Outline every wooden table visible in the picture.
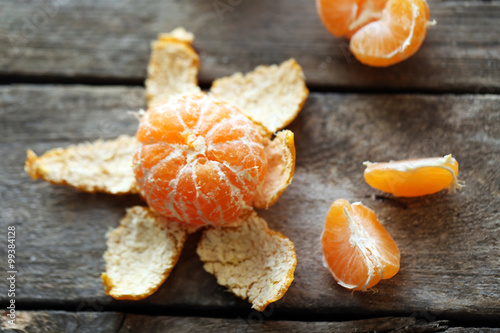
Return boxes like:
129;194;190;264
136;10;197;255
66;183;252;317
1;0;499;331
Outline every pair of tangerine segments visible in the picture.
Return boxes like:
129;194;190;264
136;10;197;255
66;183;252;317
134;94;267;228
317;0;432;66
322;155;463;290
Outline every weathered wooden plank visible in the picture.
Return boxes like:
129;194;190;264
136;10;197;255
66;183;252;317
0;310;124;333
4;310;499;333
0;311;452;333
0;86;498;322
445;329;500;333
118;315;448;332
0;0;499;92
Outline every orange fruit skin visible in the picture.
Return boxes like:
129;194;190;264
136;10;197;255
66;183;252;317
321;199;400;291
364;156;460;197
133;94;267;227
316;0;389;38
349;0;430;67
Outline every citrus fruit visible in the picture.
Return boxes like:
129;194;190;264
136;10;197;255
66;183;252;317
317;0;432;67
133;93;267;227
321;199;400;291
364;154;464;197
316;0;389;38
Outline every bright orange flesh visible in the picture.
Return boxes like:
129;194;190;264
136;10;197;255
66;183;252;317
350;0;430;67
316;0;389;38
317;0;431;67
321;199;400;291
364;155;462;197
134;94;267;227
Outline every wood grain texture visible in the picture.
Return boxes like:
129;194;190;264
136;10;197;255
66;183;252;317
0;311;453;333
0;86;498;322
0;310;124;333
0;0;499;92
445;329;500;333
3;311;499;332
118;315;448;333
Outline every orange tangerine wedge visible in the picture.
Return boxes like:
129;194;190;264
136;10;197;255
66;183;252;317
350;0;431;67
364;154;465;197
317;0;432;67
321;199;400;291
316;0;389;38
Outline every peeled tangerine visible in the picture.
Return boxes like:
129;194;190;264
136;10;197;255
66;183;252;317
25;29;306;310
322;199;400;290
364;154;464;197
134;93;267;228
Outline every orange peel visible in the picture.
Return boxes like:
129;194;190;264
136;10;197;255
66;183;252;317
102;206;187;300
254;130;296;209
158;26;195;44
24;135;139;195
210;58;308;135
197;210;296;311
146;28;201;108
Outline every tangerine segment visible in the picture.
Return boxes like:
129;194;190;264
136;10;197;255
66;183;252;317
321;199;400;291
316;0;389;38
364;154;464;197
349;0;431;67
134;94;267;227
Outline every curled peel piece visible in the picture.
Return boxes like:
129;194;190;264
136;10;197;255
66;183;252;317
24;135;139;195
102;206;187;300
254;130;296;209
210;58;309;135
146;28;201;108
197;210;297;311
158;26;195;43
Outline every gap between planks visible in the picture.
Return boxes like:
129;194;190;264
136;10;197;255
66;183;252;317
1;310;499;332
1;76;499;96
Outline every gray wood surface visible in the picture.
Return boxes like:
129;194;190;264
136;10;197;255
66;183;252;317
118;314;449;332
445;329;500;333
0;311;124;333
0;0;499;92
0;311;454;333
1;85;498;324
3;310;499;332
